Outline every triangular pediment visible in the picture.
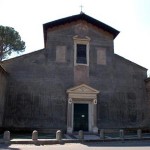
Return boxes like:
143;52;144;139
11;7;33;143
67;84;99;94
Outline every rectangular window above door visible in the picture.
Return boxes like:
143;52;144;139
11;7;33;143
76;44;87;64
73;36;90;66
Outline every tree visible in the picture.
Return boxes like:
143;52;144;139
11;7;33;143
0;25;26;60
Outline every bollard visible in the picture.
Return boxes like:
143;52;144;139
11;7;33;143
78;130;84;140
100;129;105;140
3;131;10;142
56;130;62;141
32;130;38;141
119;129;124;141
137;129;142;139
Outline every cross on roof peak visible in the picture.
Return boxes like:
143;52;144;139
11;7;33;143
80;5;84;14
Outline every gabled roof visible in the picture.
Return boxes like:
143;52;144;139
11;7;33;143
43;13;120;45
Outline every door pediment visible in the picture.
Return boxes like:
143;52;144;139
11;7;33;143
67;84;99;94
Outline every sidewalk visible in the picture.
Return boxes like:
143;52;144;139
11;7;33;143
1;132;150;145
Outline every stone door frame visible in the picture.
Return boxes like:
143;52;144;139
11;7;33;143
66;84;99;134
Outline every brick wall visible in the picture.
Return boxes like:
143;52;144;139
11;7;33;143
0;66;7;127
1;21;148;132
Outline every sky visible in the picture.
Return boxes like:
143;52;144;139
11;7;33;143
0;0;150;74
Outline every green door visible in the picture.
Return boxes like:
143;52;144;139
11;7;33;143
74;103;88;131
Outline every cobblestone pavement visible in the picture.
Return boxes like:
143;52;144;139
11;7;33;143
1;140;150;150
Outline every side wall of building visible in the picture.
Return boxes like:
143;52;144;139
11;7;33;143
145;78;150;128
3;50;72;131
97;54;147;129
0;66;7;128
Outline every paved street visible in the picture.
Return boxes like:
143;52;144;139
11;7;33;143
1;140;150;150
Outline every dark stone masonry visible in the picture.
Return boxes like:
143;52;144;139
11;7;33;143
0;13;150;133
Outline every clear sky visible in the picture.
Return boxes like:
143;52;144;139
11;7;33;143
0;0;150;74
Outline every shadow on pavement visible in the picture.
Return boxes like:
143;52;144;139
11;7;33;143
0;144;20;150
83;140;150;147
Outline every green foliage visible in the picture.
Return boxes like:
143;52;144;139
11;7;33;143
0;25;26;60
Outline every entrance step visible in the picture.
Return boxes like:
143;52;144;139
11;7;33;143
65;134;100;140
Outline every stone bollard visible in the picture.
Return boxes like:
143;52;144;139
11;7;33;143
3;131;10;142
78;130;84;140
100;129;105;140
137;129;142;139
56;130;62;141
119;129;124;141
32;130;38;141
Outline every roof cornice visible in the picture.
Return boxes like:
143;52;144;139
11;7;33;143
43;13;120;46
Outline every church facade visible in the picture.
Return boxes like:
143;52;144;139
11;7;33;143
0;13;150;133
